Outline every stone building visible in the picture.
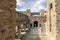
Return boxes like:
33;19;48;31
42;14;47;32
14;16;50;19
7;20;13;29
16;12;30;39
26;9;46;37
46;0;60;40
0;0;16;40
16;12;30;30
26;9;47;40
26;9;46;28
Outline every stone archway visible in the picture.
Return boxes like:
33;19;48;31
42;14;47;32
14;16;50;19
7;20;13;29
34;21;38;27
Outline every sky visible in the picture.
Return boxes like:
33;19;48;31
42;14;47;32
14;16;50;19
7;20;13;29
16;0;47;12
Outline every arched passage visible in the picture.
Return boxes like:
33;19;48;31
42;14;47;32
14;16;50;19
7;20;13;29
34;21;38;27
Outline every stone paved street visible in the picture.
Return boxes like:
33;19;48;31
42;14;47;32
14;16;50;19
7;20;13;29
21;27;41;40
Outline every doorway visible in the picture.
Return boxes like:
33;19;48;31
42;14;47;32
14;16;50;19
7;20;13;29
34;21;38;27
30;23;32;27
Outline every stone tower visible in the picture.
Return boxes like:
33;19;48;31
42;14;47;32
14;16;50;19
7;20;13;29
40;10;45;16
0;0;16;40
26;9;31;16
46;0;60;40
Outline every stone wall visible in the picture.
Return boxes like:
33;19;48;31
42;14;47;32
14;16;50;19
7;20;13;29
16;12;30;39
55;0;60;40
46;0;60;40
46;0;56;40
0;0;16;40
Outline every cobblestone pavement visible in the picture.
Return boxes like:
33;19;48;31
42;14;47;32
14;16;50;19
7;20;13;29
21;27;41;40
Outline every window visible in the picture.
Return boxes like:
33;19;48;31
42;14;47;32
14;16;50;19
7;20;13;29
50;23;51;31
50;3;53;10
